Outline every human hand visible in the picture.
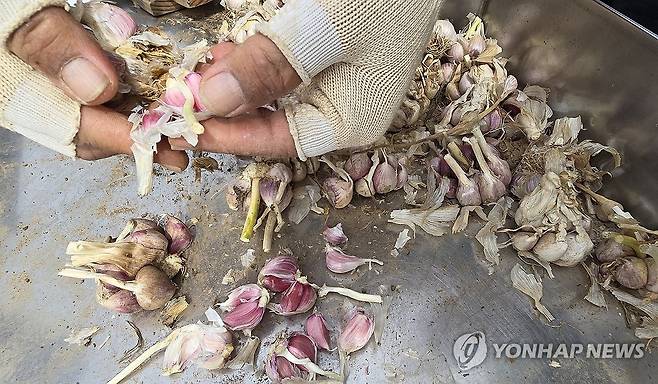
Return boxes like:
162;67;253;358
7;7;187;170
170;0;442;160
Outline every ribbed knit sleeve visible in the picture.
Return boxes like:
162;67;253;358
0;0;80;157
259;0;444;159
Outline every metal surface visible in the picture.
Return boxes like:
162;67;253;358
1;1;658;384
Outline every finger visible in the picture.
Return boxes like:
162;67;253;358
199;34;301;117
8;7;119;105
77;106;189;172
168;109;296;158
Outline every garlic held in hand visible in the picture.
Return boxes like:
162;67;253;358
532;232;568;263
468;137;506;204
270;278;317;316
306;312;331;351
615;257;648;289
338;307;375;354
81;2;137;49
258;255;300;293
219;284;270;331
325;245;383;274
472;127;512;186
162;323;233;375
443;153;481;206
511;232;540;252
344;152;372;181
162;215;194;254
595;238;635;262
59;265;176;310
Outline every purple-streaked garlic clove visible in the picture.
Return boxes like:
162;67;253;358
373;156;397;194
124;228;169;253
344;152;372;181
325;245;383;274
468;35;486;57
271;280;317;316
219;284;270;331
322;223;348;246
484;108;503;132
266;355;301;383
162;215;194;254
81;2;137;49
442;63;456;83
338;307;375;354
287;332;318;370
323;177;353;209
258;255;300;293
396;157;409;190
94;264;140;313
306;312;331;350
162;323;233;375
163;72;206;112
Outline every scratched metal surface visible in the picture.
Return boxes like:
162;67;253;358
1;1;657;384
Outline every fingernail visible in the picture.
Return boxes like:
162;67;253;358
61;58;110;104
200;72;244;116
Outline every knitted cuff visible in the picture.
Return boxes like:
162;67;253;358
257;0;343;84
284;102;338;161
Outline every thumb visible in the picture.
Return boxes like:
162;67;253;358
8;7;119;105
199;34;302;117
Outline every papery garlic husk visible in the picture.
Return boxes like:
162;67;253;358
553;229;594;267
596;238;635;263
291;158;308;182
338;307;375;354
344;152;372;181
226;178;251;211
162;215;193;254
645;257;658;293
532;232;568;263
67;240;165;277
355;178;374;198
325;245;383;274
615;257;648;289
219;284;270;331
271;279;317;316
258;255;300;293
510;173;541;199
446;42;464;62
222;0;248;11
514;172;561;227
443;153;481;206
511;231;541;252
162;323;233;375
306;312;331;350
81;2;137;50
323;223;348;246
323;177;353;209
396;158;409;190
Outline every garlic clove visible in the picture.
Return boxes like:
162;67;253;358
97;288;141;313
219;284;270;331
325;245;383;274
322;223;348;246
306;312;331;351
446;42;464;62
266;355;301;382
81;2;137;50
614;257;648;290
396;158;409;190
553;229;594;267
162;215;194;254
323;177;353;209
442;63;456;84
532;232;568;263
258;255;299;293
338;307;375;354
511;231;541;252
443;153;481;206
287;333;318;368
344;152;372;181
468;35;486;57
433;20;457;41
458;73;474;94
272;280;317;316
226;178;251;211
124;228;169;254
373;157;398;194
184;72;206;112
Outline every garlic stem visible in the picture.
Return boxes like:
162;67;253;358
276;349;341;380
107;329;180;384
447;142;470;169
262;210;277;253
468;137;494;178
443;153;470;186
317;285;383;304
241;177;262;242
59;268;136;292
472;127;495;164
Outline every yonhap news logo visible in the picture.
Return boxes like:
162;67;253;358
452;331;646;371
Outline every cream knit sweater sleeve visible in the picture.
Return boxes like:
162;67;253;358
259;0;444;160
0;0;80;157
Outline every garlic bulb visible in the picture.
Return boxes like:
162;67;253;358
468;137;506;204
472;127;511;186
615;257;648;289
532;232;567;263
511;231;540;252
443;153;481;206
433;20;457;41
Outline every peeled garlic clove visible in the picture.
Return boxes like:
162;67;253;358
533;232;568;263
325;245;383;274
81;2;137;49
273;280;317;316
323;177;353;209
338;307;375;354
511;232;540;252
322;223;348;245
219;284;270;331
163;323;233;375
163;215;194;254
291;159;307;182
446;42;464;62
615;257;649;290
645;258;658;293
373;159;397;194
287;333;318;367
306;312;331;350
258;255;299;293
344;152;372;181
595;238;635;263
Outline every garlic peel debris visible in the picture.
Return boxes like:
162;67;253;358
510;263;555;322
317;285;383;304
